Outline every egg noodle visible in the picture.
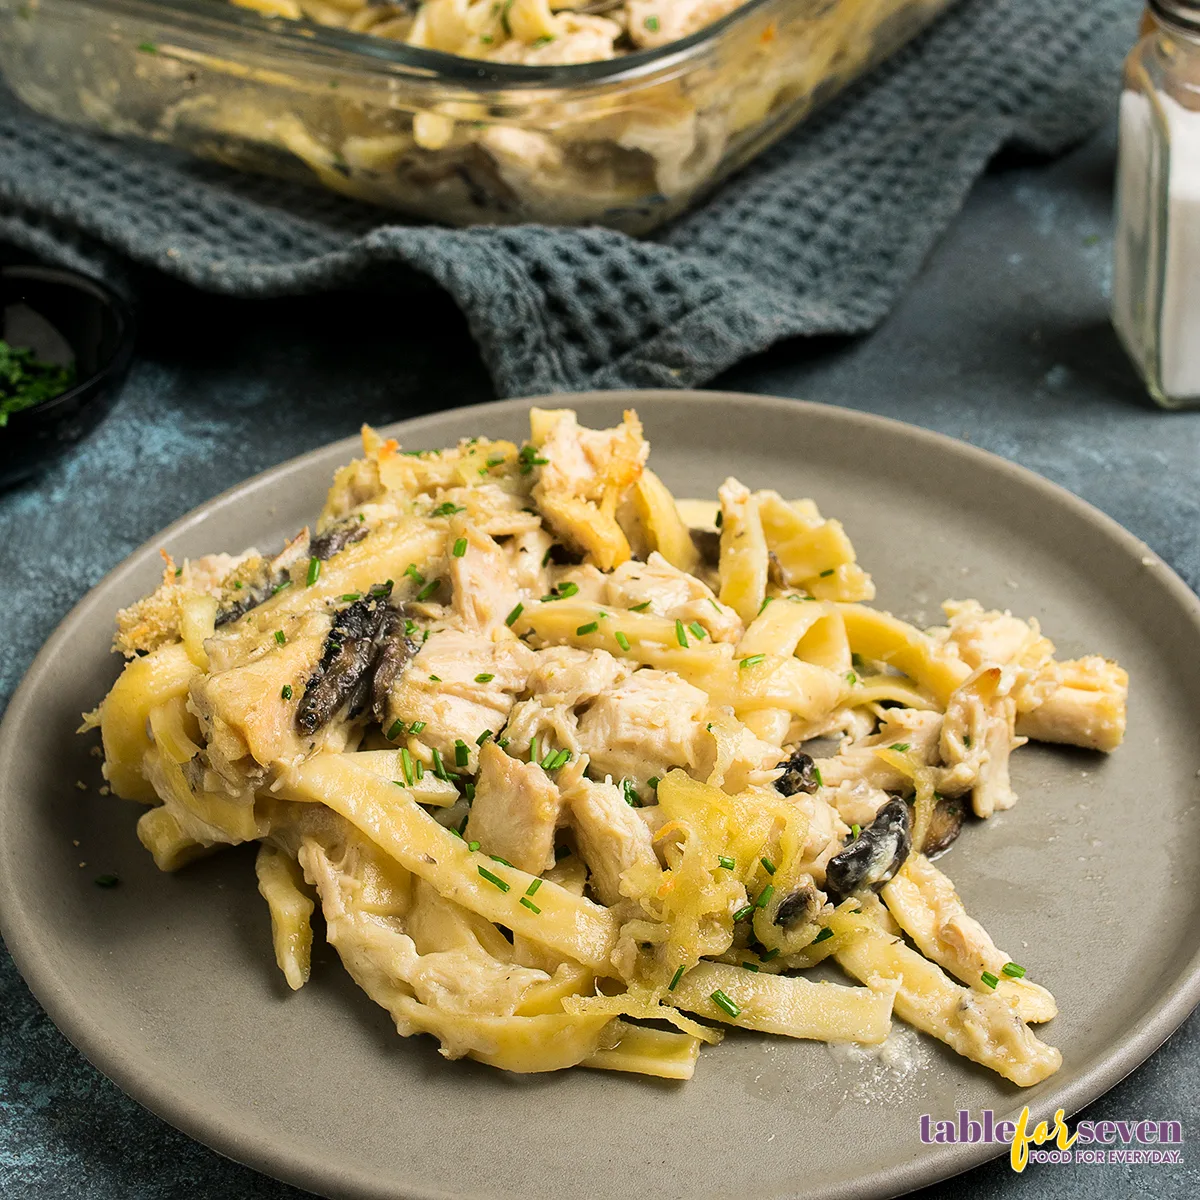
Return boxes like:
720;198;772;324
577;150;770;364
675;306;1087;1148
86;409;1128;1084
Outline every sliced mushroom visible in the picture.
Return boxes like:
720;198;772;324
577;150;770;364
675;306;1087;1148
689;527;720;568
310;518;368;562
775;749;820;796
920;793;965;857
370;607;419;722
824;798;912;903
296;585;413;735
773;884;820;929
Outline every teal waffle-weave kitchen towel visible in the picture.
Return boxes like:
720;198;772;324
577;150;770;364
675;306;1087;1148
0;0;1138;397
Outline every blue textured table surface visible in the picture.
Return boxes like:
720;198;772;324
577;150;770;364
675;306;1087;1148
1;125;1197;1198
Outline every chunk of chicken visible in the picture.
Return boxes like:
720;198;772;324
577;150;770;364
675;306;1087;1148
384;629;536;764
449;526;524;635
941;666;1022;818
465;741;563;874
1016;657;1128;752
575;668;709;784
827;780;893;830
525;646;632;708
530;408;648;570
564;776;661;907
940;599;1053;670
606;553;743;642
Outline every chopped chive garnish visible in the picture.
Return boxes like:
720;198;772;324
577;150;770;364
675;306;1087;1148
305;557;321;586
742;962;760;972
431;502;466;517
274;630;286;645
137;41;157;54
710;989;740;1019
234;581;244;589
889;742;911;752
963;733;973;748
732;904;754;922
486;453;505;467
449;826;463;839
812;765;824;787
476;729;493;746
622;779;641;808
462;781;475;802
271;579;291;595
668;966;685;990
416;579;441;601
94;873;120;887
614;631;631;651
497;736;509;748
756;884;775;909
428;674;441;682
529;736;540;765
557;581;579;598
643;14;660;32
400;748;415;787
474;672;495;683
410;720;426;734
851;824;861;839
647;776;661;790
812;927;834;944
688;622;706;640
340;592;361;602
468;840;480;852
981;971;1000;990
1002;961;1027;978
525;879;543;896
542;546;554;568
281;684;293;700
675;619;688;647
455;740;470;767
452;537;468;558
740;654;766;669
629;600;651;612
519;896;542;913
718;855;735;870
845;671;859;685
714;510;723;528
505;603;524;627
517;444;549;474
489;854;514;867
819;568;835;577
431;748;449;781
761;948;780;961
404;563;425;584
576;622;599;636
477;867;510;892
549;749;571;770
760;857;776;875
414;759;424;780
387;719;405;740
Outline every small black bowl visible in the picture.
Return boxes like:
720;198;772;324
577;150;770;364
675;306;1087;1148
1;265;136;488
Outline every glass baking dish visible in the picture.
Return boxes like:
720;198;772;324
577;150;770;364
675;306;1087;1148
0;0;955;233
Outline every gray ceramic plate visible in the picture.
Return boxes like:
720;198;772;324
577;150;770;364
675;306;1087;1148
2;392;1199;1200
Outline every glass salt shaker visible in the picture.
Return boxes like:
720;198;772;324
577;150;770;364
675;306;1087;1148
1112;0;1200;408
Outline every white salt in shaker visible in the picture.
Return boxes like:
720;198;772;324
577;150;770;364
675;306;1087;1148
1113;1;1200;408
